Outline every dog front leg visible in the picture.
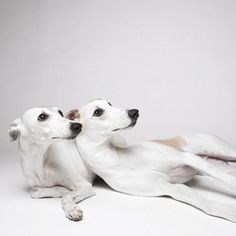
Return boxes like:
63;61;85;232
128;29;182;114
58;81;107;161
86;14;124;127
61;184;95;221
160;182;236;223
30;186;71;198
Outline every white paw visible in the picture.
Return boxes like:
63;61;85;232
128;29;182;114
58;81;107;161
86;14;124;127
66;206;83;221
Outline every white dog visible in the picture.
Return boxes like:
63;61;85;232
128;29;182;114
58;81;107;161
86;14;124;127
67;99;236;223
9;107;95;221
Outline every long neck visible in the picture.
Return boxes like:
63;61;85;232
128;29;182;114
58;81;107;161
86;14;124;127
76;131;118;174
18;137;51;186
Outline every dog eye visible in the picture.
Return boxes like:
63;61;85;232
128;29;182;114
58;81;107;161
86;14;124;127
93;108;104;117
108;102;112;106
58;110;64;117
38;113;49;121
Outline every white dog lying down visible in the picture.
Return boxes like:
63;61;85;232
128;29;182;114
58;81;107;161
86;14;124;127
67;99;236;223
9;107;95;221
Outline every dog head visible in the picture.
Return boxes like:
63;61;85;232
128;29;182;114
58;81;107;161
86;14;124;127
9;107;82;143
67;99;139;136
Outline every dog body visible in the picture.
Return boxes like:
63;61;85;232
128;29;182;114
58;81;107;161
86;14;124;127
68;99;236;222
9;107;95;221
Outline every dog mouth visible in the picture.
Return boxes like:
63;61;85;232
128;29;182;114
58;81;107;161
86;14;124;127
112;120;137;132
51;134;78;140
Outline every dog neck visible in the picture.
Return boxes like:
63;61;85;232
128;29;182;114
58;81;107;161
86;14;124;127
76;131;118;174
17;136;52;187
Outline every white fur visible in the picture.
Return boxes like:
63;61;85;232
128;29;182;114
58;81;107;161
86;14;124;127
72;99;236;223
9;107;95;221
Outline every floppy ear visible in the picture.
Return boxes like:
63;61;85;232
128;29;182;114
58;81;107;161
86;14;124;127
9;119;22;142
66;109;80;121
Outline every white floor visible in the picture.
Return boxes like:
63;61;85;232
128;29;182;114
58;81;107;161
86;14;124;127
1;157;236;236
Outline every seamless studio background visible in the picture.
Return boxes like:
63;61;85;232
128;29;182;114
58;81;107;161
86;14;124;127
0;1;236;236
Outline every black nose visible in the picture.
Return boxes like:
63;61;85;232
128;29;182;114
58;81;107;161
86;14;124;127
128;109;139;119
70;122;82;134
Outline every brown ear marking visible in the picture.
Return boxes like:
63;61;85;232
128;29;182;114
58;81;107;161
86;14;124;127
66;109;80;120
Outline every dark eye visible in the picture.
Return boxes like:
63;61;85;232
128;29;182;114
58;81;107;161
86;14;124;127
108;102;112;106
38;113;49;121
93;108;104;117
58;110;64;117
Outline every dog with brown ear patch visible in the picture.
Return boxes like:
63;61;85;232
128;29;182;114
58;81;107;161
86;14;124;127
68;99;236;223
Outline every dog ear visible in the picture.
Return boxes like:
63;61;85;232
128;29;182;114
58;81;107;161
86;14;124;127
9;119;22;142
66;109;80;121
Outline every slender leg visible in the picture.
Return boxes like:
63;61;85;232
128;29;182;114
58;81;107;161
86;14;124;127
30;185;95;221
206;158;236;177
160;181;236;223
72;185;96;203
181;133;236;161
61;193;83;221
61;184;96;221
183;153;236;191
30;186;70;198
102;169;236;222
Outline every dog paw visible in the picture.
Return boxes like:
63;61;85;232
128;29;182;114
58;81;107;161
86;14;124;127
66;206;83;221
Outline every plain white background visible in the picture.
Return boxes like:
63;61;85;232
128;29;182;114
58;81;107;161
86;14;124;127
1;0;236;235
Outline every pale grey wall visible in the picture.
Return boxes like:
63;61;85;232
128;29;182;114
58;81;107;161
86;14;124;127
1;0;236;156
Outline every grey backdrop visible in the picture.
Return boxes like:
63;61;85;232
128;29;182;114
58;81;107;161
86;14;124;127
1;0;236;157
